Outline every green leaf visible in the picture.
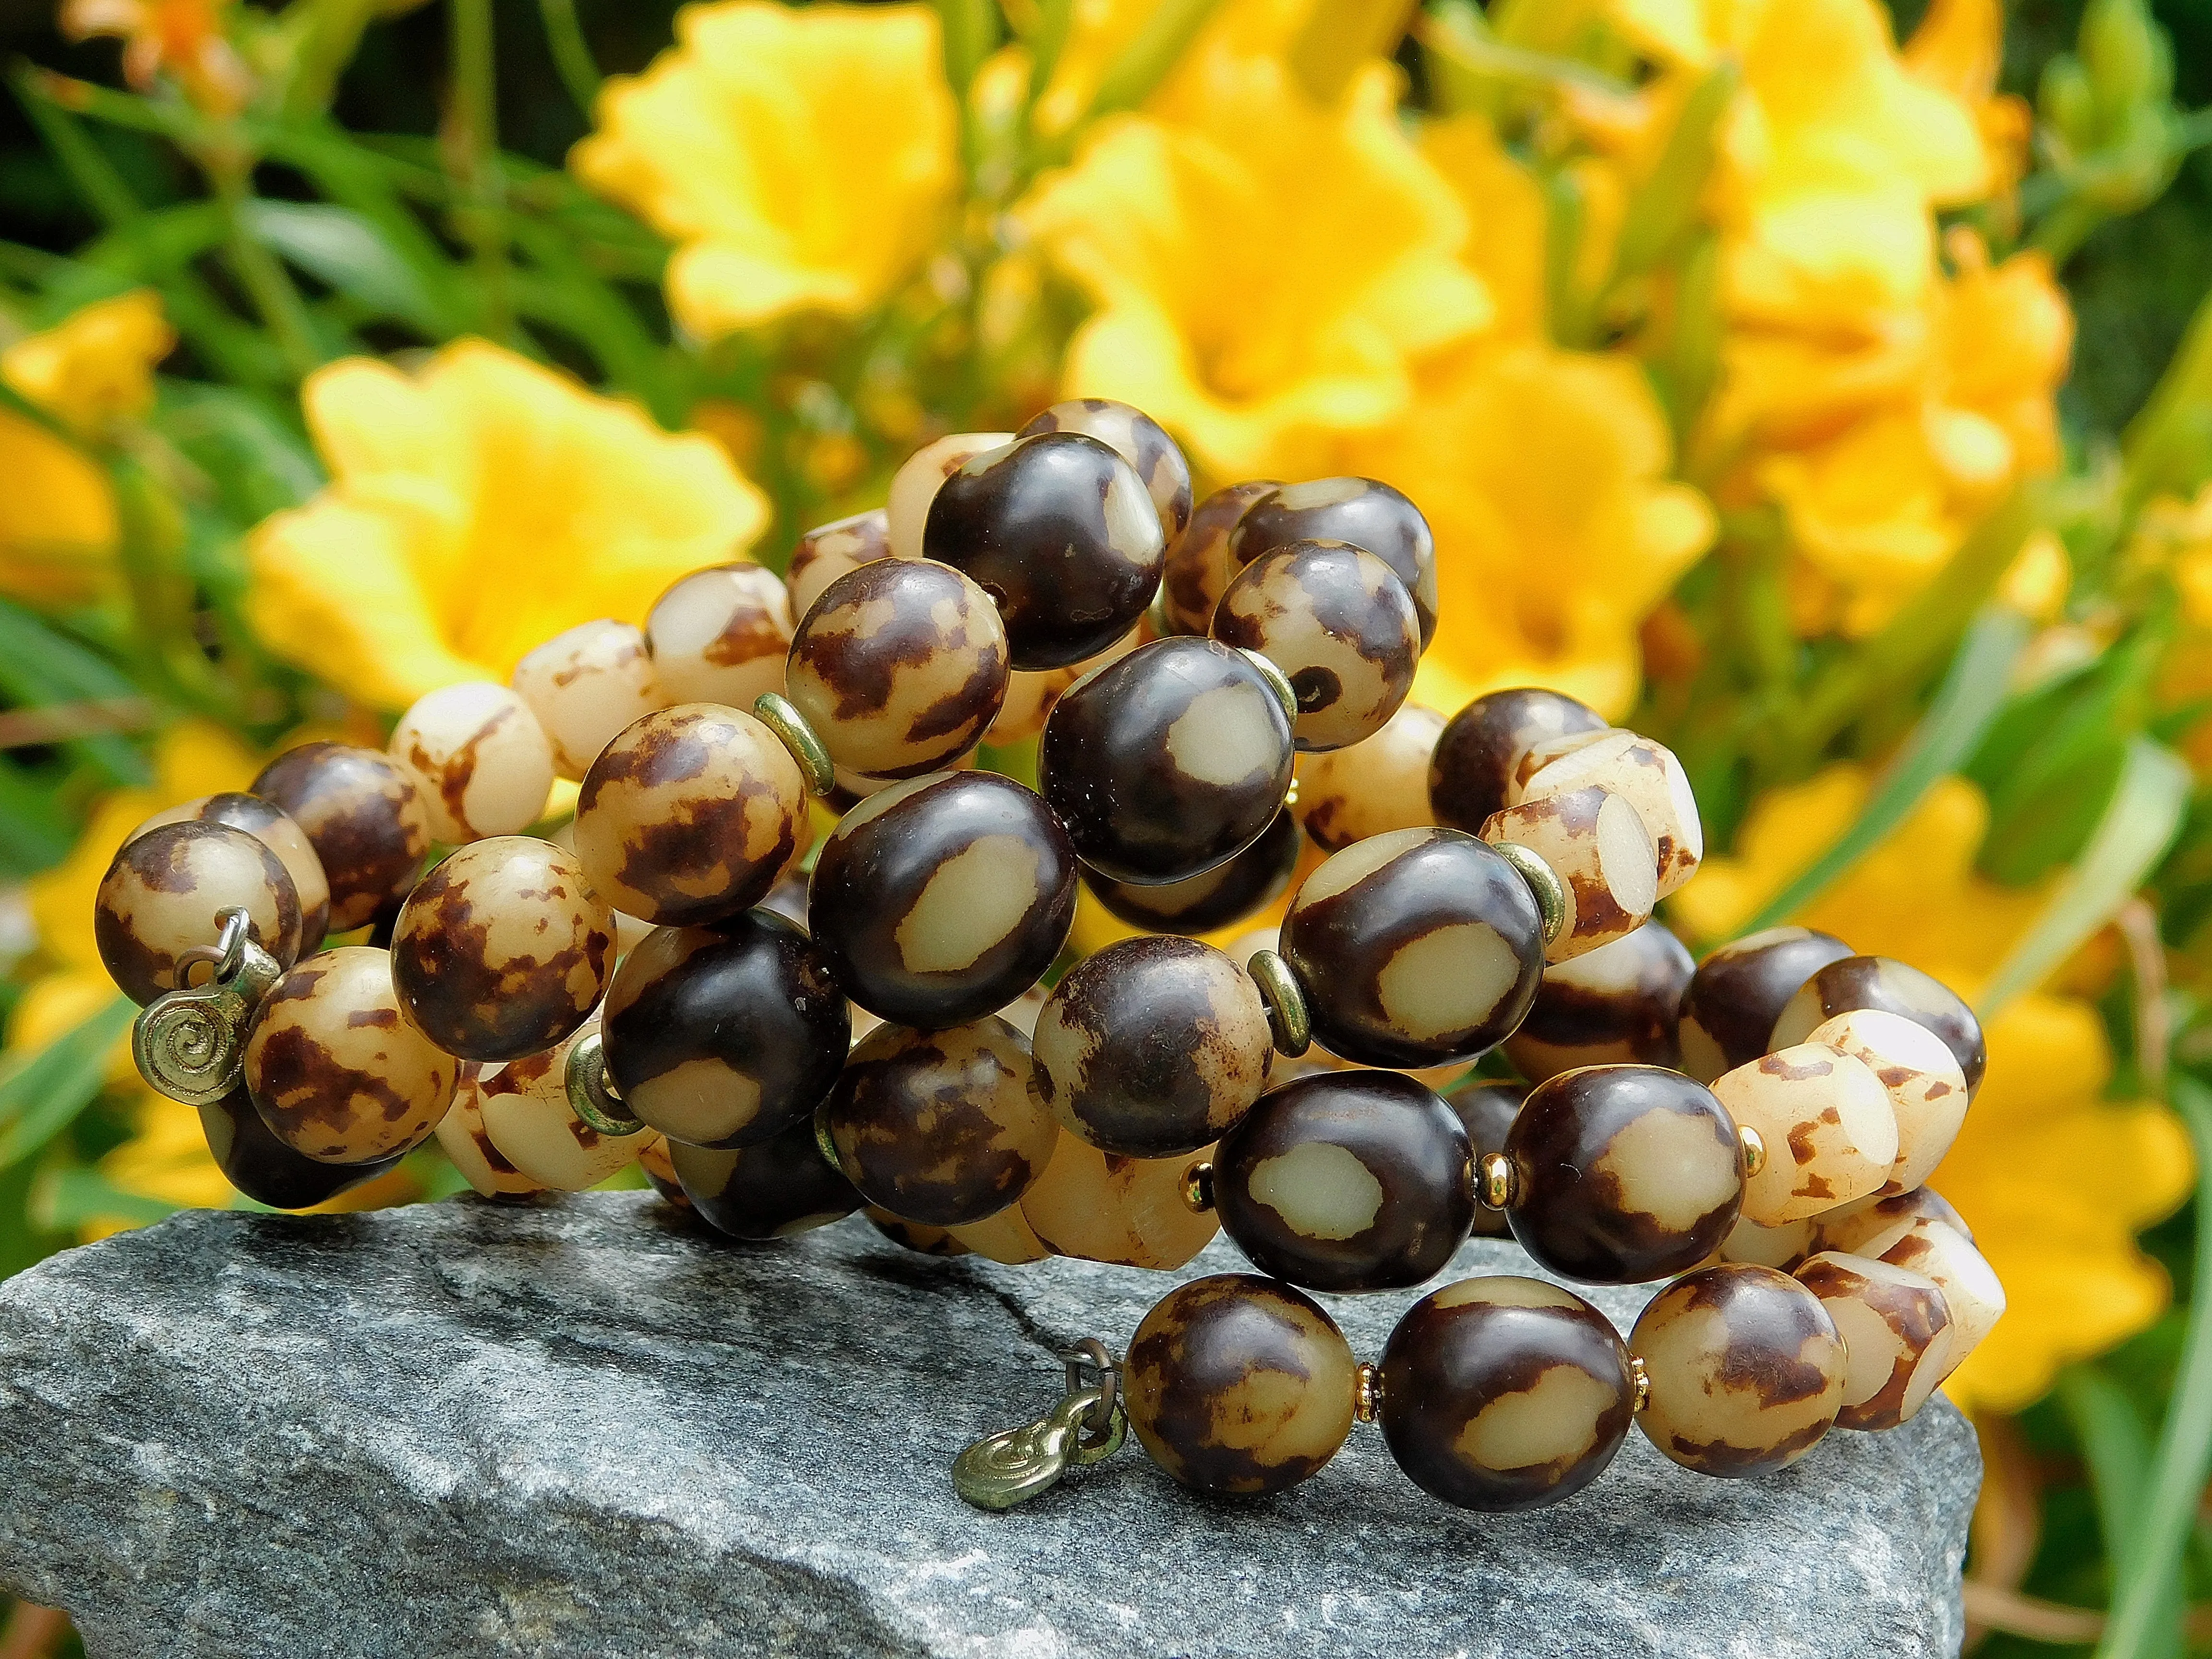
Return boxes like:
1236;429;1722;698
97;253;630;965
239;201;442;336
1611;65;1737;281
936;0;1003;99
2059;1366;2185;1659
0;759;76;879
0;999;137;1173
0;598;154;787
32;1165;181;1233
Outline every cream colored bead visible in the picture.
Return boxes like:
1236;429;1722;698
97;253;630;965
512;620;663;781
1810;1186;1972;1256
646;562;793;709
1479;784;1657;962
1855;1214;2005;1380
1715;1213;1814;1270
1710;1045;1900;1224
470;1016;641;1191
1808;1008;1970;1194
389;682;555;842
1289;701;1443;852
1509;726;1613;794
1793;1250;1954;1431
435;1074;546;1199
946;1202;1054;1264
1509;729;1702;899
787;509;889;621
1018;1135;1221;1269
886;432;1013;561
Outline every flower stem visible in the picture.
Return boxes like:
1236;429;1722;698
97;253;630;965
210;164;322;382
537;0;602;118
448;0;511;341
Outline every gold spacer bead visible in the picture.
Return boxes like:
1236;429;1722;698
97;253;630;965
813;1099;846;1177
564;1031;644;1137
1145;582;1176;640
1630;1355;1650;1414
1181;1160;1215;1214
1354;1362;1381;1425
1492;841;1567;949
1477;1150;1517;1212
752;691;836;797
1246;949;1311;1057
1738;1123;1767;1179
1237;648;1300;725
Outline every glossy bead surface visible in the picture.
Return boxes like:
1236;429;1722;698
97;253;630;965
925;431;1166;669
1716;1213;1815;1270
1124;1274;1357;1496
1480;784;1656;961
96;821;303;1004
1279;826;1543;1068
134;793;331;950
635;1132;685;1208
1504;923;1695;1083
1018;1136;1219;1269
784;557;1010;779
1511;729;1702;900
435;1076;545;1198
243;946;458;1163
1291;701;1443;852
200;1084;403;1209
1019;397;1192;543
886;431;1013;561
1443;1080;1524;1238
866;1206;968;1256
1810;1185;1972;1256
1378;1275;1635;1512
511;619;662;781
1230;478;1439;647
1771;953;1988;1098
809;770;1076;1027
1711;1045;1899;1223
1808;1008;1970;1194
787;508;890;620
1793;1250;1954;1431
1505;1065;1743;1283
1677;926;1853;1082
251;742;432;932
1082;807;1300;937
671;1117;862;1239
1038;637;1294;885
1856;1214;2005;1378
572;703;807;926
945;1203;1054;1264
1630;1264;1847;1478
1157;480;1278;636
1429;687;1606;834
1211;541;1418;751
819;1017;1056;1225
601;910;847;1148
645;562;793;712
389;837;615;1062
388;681;555;842
1214;1070;1474;1292
470;1019;643;1191
1032;938;1274;1157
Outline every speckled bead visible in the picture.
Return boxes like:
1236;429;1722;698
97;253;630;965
1123;1274;1357;1496
819;1017;1057;1226
809;770;1076;1027
132;793;330;950
866;1206;969;1256
1083;808;1301;937
1809;1186;1972;1256
1480;785;1657;961
945;1203;1055;1264
1443;1081;1524;1238
1279;827;1543;1069
670;1116;863;1240
788;509;890;620
886;431;1014;561
388;681;556;842
1807;1009;1970;1194
435;1073;545;1198
1291;702;1444;853
1378;1276;1635;1512
1630;1264;1847;1478
95;821;304;1005
635;1132;685;1209
1017;1135;1219;1269
1230;478;1439;648
471;1019;643;1191
511;619;663;781
1428;688;1607;834
1214;1070;1474;1292
1793;1250;1954;1431
1510;729;1702;900
1504;923;1695;1083
783;557;1010;780
243;946;458;1163
1715;1213;1815;1271
925;432;1167;670
1157;480;1279;636
572;703;808;926
1711;1045;1899;1224
647;561;793;713
1504;1066;1743;1284
1771;954;1988;1099
251;743;432;932
1852;1213;2005;1378
1031;938;1274;1157
1019;397;1192;544
600;910;847;1149
200;1084;403;1210
1038;637;1294;885
1211;541;1419;752
1676;926;1854;1083
389;837;615;1063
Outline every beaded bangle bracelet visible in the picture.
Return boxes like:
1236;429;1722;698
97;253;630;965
90;398;2001;1518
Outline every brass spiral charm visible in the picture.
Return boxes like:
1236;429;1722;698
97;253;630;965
132;995;247;1107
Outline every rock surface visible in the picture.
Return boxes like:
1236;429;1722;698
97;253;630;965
0;1191;1977;1658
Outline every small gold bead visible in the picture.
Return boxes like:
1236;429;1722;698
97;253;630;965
563;1031;643;1137
1738;1123;1767;1179
752;691;836;796
1477;1150;1517;1212
1492;841;1567;948
1630;1355;1650;1414
1246;949;1311;1057
1181;1160;1215;1214
1354;1362;1381;1424
1237;648;1300;724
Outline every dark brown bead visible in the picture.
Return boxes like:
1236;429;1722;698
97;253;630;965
1038;637;1294;885
637;1134;689;1209
1770;953;1987;1098
601;910;848;1149
199;1085;403;1210
134;793;331;950
1504;1065;1742;1284
864;1206;971;1256
1212;540;1419;751
1214;1071;1474;1291
1123;1274;1357;1495
923;431;1166;669
1278;827;1542;1068
1082;807;1301;936
1676;926;1853;1082
1378;1275;1635;1511
95;820;304;1005
1229;478;1439;647
1504;922;1695;1083
1442;1080;1525;1238
252;742;431;933
809;771;1077;1027
1018;397;1192;543
1157;480;1279;636
1427;688;1606;834
669;1116;862;1240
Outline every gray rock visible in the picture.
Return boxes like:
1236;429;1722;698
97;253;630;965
0;1191;1975;1658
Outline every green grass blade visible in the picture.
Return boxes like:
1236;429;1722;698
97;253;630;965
2059;1366;2185;1657
33;1165;181;1232
0;998;136;1173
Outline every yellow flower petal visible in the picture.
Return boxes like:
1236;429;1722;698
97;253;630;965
0;410;119;606
1;290;173;438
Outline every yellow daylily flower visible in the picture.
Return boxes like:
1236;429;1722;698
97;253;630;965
1420;114;1552;343
572;1;959;340
60;0;253;116
1902;0;2033;197
2;290;174;439
1671;765;2193;1414
245;339;770;709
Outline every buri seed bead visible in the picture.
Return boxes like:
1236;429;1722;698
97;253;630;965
1711;1045;1899;1224
1231;478;1440;648
1038;637;1294;886
1123;1274;1358;1496
437;1076;548;1198
96;820;303;1005
808;770;1077;1028
469;1019;642;1192
1808;1008;1969;1194
1018;397;1193;544
250;742;432;933
1082;807;1301;937
672;1116;863;1241
1378;1276;1635;1513
1428;687;1606;835
1018;1135;1220;1271
887;432;1013;562
199;1084;403;1211
646;561;794;711
1854;1214;2005;1376
1812;1185;1973;1257
1511;730;1702;901
1503;1065;1743;1284
1211;541;1419;752
1771;953;1989;1099
1792;1251;1954;1431
600;909;848;1149
389;681;555;843
1479;784;1657;961
1214;1070;1475;1293
1157;479;1279;637
511;619;662;782
1503;922;1695;1083
389;836;615;1063
1677;926;1854;1083
1444;1081;1525;1239
1278;827;1543;1069
787;509;890;621
132;793;330;950
1292;701;1444;852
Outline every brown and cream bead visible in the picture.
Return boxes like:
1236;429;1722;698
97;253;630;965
1211;541;1419;752
1677;926;1854;1083
133;793;331;950
1082;807;1302;937
1123;1273;1358;1496
886;431;1014;561
511;619;664;781
250;742;432;932
1770;953;1988;1099
389;836;615;1063
1377;1276;1635;1512
1428;687;1607;835
945;1202;1055;1265
866;1206;969;1257
1018;397;1193;544
1715;1213;1816;1271
1291;701;1443;853
200;1083;403;1210
1630;1263;1847;1478
1509;729;1702;901
435;1073;547;1199
1017;1136;1219;1270
388;681;556;843
1480;784;1658;961
1503;922;1695;1083
1809;1185;1972;1256
96;820;304;1005
1805;1008;1969;1194
1443;1080;1524;1238
981;624;1144;747
242;945;458;1164
1851;1213;2004;1377
1710;1045;1899;1224
1230;478;1439;648
1792;1250;1954;1431
670;1116;863;1240
469;1016;644;1191
1157;480;1278;637
646;561;793;712
787;509;890;620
